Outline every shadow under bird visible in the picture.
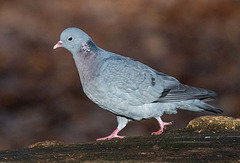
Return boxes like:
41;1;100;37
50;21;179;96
53;27;223;140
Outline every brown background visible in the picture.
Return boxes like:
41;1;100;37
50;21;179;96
0;0;239;150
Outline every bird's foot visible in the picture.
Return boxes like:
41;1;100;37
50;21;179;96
96;134;125;141
96;128;125;141
151;130;163;135
151;121;173;135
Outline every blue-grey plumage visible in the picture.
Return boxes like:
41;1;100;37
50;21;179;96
53;27;223;140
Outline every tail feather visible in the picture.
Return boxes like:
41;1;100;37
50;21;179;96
156;84;218;103
193;101;223;114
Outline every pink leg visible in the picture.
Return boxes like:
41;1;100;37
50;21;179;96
96;116;129;141
151;117;173;135
96;128;125;141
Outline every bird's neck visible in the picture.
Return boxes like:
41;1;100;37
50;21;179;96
72;40;101;65
72;41;102;84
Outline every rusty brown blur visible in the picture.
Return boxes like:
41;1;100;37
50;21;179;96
0;0;239;150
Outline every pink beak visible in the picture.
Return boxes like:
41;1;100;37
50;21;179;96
53;41;63;49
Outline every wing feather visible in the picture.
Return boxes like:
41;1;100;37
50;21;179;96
99;55;180;105
154;84;217;103
98;55;217;106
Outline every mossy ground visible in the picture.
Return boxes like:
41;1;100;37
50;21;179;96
0;116;239;162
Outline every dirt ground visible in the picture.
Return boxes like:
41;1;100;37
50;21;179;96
0;116;239;162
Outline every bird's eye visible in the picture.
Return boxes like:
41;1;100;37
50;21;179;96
68;37;73;41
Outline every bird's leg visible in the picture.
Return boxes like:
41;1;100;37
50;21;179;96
151;117;173;135
96;116;129;141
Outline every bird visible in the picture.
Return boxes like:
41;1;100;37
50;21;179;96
53;27;223;140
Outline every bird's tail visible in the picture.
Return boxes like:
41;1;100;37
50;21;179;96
177;100;223;114
192;100;223;114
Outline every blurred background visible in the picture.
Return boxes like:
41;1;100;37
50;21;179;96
0;0;239;150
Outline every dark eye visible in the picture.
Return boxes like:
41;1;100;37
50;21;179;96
68;37;73;41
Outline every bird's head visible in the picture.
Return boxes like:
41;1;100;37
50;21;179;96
53;27;92;54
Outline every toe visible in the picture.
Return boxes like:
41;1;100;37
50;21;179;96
163;121;174;126
96;135;125;141
116;135;125;139
151;130;163;135
96;137;108;141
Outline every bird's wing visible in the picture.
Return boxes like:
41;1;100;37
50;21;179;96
99;55;217;106
98;55;181;106
153;84;217;103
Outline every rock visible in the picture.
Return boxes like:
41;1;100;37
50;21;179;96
28;140;65;148
186;116;240;133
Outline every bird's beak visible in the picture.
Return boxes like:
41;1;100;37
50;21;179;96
53;41;63;49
